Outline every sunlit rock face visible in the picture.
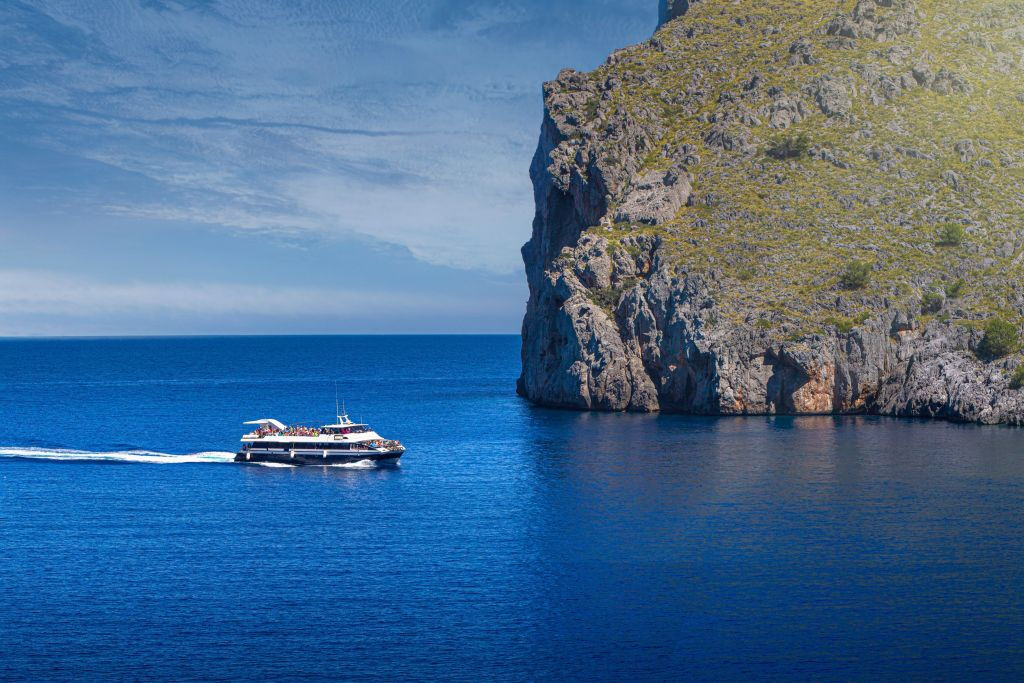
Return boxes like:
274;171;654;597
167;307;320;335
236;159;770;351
518;0;1024;424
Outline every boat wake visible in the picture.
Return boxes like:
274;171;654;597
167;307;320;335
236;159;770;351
0;447;237;464
0;448;395;469
328;459;379;469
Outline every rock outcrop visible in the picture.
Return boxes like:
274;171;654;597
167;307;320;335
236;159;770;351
518;0;1024;424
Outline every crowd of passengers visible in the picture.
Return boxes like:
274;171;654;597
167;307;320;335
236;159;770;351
253;425;322;437
251;425;372;438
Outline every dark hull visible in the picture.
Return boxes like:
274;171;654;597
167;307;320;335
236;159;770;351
235;449;403;465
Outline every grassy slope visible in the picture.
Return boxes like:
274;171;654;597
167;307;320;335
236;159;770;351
575;0;1024;338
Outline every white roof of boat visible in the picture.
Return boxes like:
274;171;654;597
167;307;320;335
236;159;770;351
243;418;287;430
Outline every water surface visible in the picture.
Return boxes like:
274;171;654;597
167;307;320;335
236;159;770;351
2;336;1022;679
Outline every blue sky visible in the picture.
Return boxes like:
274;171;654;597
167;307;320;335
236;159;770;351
0;0;656;335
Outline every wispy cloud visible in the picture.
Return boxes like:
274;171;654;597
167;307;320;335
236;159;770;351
0;0;654;273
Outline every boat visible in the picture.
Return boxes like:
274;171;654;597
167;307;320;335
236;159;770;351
235;408;405;465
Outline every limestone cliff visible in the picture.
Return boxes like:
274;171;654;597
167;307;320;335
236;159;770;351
518;0;1024;424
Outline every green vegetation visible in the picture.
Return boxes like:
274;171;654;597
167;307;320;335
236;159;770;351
590;287;624;312
978;317;1019;359
936;222;966;247
824;315;854;333
819;309;868;333
1010;364;1024;390
839;261;872;290
945;278;967;299
736;266;756;282
559;0;1024;340
766;133;811;160
823;311;871;333
589;278;637;313
921;292;944;314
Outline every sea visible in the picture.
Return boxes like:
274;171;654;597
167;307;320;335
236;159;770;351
2;335;1023;681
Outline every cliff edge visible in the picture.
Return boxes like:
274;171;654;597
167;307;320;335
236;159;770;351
518;0;1024;423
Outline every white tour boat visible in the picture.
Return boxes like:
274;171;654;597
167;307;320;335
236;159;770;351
235;409;404;465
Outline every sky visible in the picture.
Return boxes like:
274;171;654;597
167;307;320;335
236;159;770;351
0;0;656;335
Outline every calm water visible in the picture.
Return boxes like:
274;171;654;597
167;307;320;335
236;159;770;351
1;335;1023;680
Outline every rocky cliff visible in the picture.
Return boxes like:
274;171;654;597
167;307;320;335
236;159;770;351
518;0;1024;424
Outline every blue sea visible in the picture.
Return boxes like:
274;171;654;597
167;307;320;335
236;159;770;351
2;335;1023;680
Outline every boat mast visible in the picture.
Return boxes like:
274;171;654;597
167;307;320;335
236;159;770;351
335;380;349;424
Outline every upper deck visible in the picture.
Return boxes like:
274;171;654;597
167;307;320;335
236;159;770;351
241;417;383;443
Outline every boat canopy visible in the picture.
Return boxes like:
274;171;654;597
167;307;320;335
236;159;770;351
243;418;287;431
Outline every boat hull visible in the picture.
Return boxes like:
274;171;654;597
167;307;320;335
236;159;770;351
235;449;403;465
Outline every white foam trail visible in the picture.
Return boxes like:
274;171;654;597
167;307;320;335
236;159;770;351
327;459;378;469
0;447;237;464
251;461;296;468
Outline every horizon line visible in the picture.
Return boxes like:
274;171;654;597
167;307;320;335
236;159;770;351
0;332;521;341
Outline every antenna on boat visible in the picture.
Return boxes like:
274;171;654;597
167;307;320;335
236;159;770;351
335;382;348;424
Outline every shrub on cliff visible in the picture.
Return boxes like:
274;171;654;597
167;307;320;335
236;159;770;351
590;288;621;311
766;133;811;159
921;292;944;314
978;318;1019;359
590;281;634;312
937;222;966;247
1010;365;1024;390
945;278;967;299
839;260;871;290
824;315;854;333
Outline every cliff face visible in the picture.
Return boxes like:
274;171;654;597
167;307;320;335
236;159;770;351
518;0;1024;424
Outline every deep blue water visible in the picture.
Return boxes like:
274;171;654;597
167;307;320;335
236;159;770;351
2;335;1024;680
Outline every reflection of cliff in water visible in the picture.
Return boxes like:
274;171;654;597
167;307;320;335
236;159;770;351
513;412;1024;676
520;413;1018;563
